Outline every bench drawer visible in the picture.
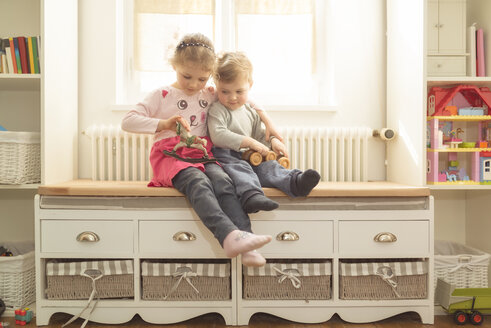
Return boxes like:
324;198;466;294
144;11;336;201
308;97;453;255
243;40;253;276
251;221;333;257
139;221;225;257
338;220;429;256
41;220;134;253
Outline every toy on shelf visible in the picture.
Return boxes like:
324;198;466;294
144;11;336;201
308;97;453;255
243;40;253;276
14;308;32;326
241;149;290;169
427;85;491;185
427;85;491;117
435;279;491;325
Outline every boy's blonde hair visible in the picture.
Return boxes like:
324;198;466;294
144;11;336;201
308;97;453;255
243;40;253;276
169;33;215;72
214;52;253;84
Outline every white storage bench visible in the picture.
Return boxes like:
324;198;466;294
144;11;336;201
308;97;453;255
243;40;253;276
34;180;434;325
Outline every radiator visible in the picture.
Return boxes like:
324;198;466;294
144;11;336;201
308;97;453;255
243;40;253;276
84;125;372;182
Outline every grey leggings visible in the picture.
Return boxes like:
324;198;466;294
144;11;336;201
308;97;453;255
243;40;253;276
172;163;252;246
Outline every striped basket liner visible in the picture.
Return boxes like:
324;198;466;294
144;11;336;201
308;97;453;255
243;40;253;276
45;260;134;300
141;261;231;301
243;261;332;300
339;260;428;300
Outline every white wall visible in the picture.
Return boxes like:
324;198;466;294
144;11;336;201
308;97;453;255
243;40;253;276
0;190;36;242
77;0;388;181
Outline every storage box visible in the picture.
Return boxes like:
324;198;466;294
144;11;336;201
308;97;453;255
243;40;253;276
243;260;332;300
0;131;40;184
0;251;35;308
45;259;134;299
141;261;231;301
435;240;490;288
339;259;428;300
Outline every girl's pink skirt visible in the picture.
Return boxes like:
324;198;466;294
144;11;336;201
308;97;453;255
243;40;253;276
148;136;215;187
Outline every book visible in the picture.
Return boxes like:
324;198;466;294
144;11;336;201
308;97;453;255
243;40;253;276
27;37;35;74
0;40;5;73
477;28;486;77
13;37;22;73
467;23;476;77
31;37;40;73
0;39;5;73
1;53;7;74
8;38;17;74
5;39;14;74
17;36;28;74
24;37;30;73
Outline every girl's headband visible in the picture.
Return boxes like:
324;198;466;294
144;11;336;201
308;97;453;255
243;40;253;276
177;41;214;52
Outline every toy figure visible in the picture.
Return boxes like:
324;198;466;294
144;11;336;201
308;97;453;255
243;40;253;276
450;128;464;140
163;122;217;163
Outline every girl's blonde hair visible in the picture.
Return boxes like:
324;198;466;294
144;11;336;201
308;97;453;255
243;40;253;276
169;33;215;72
214;52;253;84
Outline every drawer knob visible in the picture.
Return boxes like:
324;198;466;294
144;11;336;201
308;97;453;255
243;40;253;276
76;231;100;242
276;231;300;241
173;231;196;241
373;232;397;243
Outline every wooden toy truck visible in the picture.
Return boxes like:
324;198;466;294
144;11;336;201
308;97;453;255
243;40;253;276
435;278;491;325
242;150;290;169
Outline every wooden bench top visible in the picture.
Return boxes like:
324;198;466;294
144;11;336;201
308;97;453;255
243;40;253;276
37;180;430;198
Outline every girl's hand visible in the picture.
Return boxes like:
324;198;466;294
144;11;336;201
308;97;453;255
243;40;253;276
158;115;190;133
271;138;289;158
255;109;283;142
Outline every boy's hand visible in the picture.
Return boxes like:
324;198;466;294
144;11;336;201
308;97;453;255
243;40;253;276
250;140;270;157
271;138;289;158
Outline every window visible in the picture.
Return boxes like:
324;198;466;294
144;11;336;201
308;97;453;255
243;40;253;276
117;0;336;110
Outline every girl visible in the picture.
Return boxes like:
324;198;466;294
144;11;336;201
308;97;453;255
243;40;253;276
121;33;273;267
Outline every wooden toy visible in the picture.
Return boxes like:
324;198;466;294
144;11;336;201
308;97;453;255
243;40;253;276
242;150;290;169
277;155;290;169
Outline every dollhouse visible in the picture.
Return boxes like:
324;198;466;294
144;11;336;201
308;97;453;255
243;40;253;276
427;85;491;184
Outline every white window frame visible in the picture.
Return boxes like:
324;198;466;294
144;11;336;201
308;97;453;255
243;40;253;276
114;0;337;112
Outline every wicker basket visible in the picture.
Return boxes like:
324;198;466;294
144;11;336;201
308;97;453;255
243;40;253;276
141;261;231;301
435;240;490;289
0;131;40;184
45;259;134;300
0;251;35;308
339;259;428;300
243;260;332;300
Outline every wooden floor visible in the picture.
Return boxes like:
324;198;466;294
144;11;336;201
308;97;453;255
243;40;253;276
2;312;491;328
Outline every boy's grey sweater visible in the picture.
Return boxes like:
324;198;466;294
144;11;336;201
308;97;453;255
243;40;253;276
207;102;270;152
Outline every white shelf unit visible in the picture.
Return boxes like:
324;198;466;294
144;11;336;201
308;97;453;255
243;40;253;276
0;0;77;241
424;0;491;287
425;0;491;189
